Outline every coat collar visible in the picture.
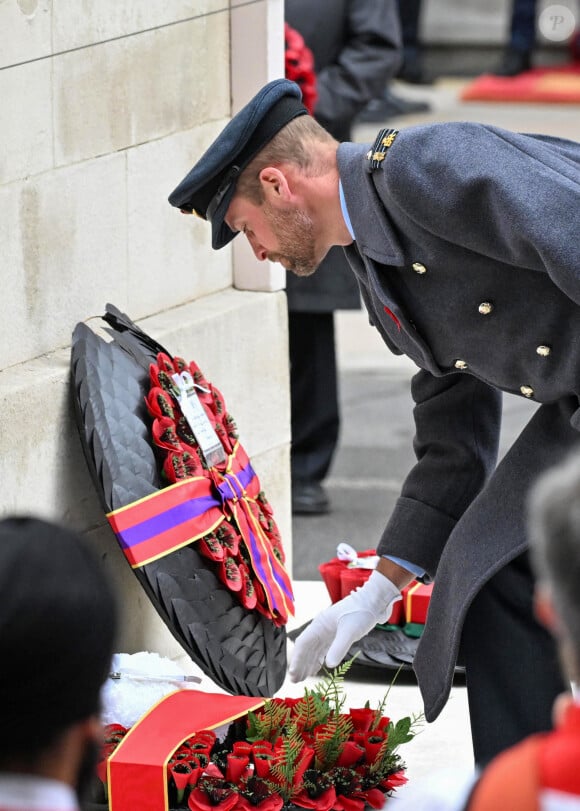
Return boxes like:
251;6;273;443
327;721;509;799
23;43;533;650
337;142;405;266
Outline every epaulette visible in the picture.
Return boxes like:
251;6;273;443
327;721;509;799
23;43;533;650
366;128;399;170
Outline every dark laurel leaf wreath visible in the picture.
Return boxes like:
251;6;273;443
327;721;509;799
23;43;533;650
71;304;289;697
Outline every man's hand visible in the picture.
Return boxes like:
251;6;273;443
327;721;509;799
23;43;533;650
289;570;402;681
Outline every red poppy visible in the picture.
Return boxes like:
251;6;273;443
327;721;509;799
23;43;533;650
225;754;250;784
236;795;284;811
203;763;224;779
199;535;225;562
104;723;127;741
218;555;243;592
252;754;273;778
193;731;217;747
188;361;210;392
336;741;365;768
333;795;366;811
146;387;176;420
163;452;187;483
232;741;253;757
250;740;273;755
358;788;386;809
348;709;376;733
170;761;195;804
188;781;239;811
382;770;408;791
374;717;390;733
216;522;239;556
282;697;302;710
361;731;387;764
238;563;258;610
152;416;183;452
291;787;337;811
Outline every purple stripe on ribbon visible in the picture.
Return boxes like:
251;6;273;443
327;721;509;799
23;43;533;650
117;494;219;549
246;522;294;605
216;462;256;503
116;461;257;550
245;523;281;613
272;564;294;601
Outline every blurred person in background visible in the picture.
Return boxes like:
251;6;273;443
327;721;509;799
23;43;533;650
284;0;402;514
0;516;118;811
356;0;431;124
493;0;537;75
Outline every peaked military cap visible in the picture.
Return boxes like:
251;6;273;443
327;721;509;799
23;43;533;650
168;79;308;250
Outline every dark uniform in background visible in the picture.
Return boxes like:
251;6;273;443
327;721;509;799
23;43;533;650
338;121;579;764
284;0;401;514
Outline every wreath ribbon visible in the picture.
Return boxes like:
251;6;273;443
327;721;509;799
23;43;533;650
107;690;264;811
107;441;294;624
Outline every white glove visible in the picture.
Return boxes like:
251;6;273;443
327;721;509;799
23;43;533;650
289;570;402;681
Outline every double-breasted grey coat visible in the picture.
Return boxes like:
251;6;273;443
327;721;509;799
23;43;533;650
337;122;580;722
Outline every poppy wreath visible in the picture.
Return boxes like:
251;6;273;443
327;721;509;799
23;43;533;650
142;350;292;624
284;22;317;115
71;304;290;697
93;664;421;811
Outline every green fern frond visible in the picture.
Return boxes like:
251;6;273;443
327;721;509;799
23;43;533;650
313;657;356;713
313;713;354;770
246;701;291;743
268;725;305;801
293;691;331;732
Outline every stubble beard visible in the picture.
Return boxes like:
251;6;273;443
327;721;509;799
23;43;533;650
263;204;322;277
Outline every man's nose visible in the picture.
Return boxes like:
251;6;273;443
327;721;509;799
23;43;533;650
247;233;268;262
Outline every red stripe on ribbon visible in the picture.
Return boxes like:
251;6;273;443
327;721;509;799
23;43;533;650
107;443;294;623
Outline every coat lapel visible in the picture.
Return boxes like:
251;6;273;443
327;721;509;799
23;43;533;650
338;142;440;373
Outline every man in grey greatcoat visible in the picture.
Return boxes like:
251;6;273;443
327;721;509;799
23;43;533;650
168;78;580;767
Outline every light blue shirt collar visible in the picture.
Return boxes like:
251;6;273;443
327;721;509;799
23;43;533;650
339;181;355;241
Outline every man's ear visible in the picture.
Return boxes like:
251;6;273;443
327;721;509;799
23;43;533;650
259;167;292;206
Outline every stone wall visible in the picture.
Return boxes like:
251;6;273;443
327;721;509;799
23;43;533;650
0;0;291;673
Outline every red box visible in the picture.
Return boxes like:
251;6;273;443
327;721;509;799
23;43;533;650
403;582;433;625
318;550;377;604
339;565;373;598
386;597;405;626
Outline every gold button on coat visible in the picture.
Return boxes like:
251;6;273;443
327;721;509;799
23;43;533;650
536;345;551;357
478;302;493;315
412;262;427;274
520;385;534;398
454;359;468;370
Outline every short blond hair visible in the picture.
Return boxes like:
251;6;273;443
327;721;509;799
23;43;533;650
235;115;337;204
